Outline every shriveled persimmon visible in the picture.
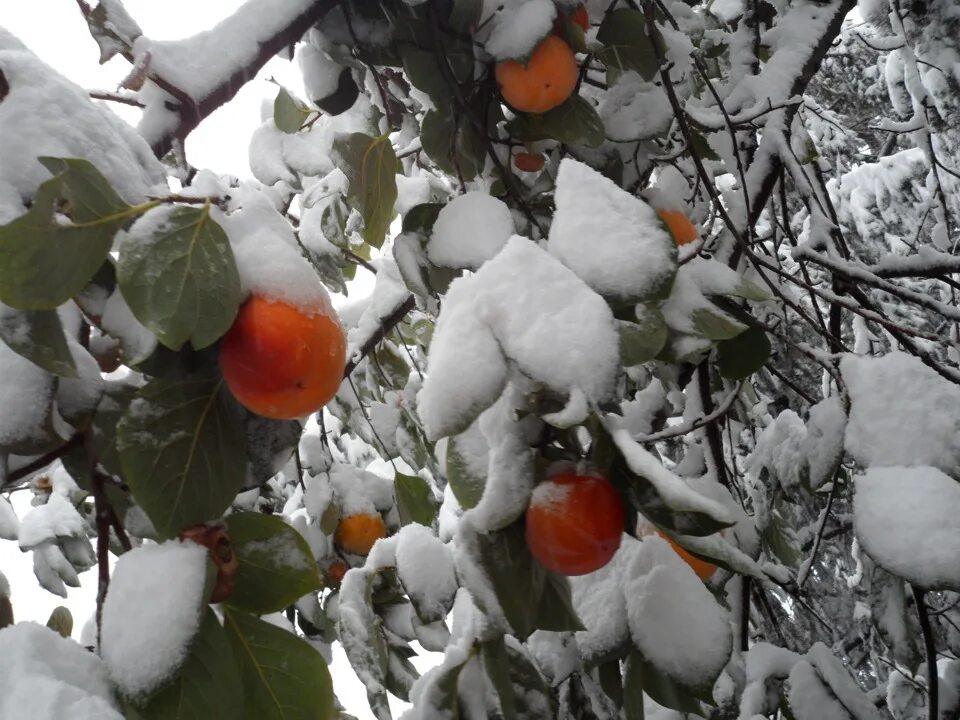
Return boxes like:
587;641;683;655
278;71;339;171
525;470;624;576
514;151;546;172
495;35;578;114
219;294;346;420
179;523;239;603
553;4;589;35
657;208;699;246
334;513;387;556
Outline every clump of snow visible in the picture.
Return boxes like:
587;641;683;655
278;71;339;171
801;396;847;488
787;661;851;720
218;184;337;314
100;540;209;699
418;236;620;439
746;410;808;490
427;192;515;270
396;524;458;622
0;37;165;209
842;352;960;473
0;340;55;453
569;535;642;663
298;42;343;105
484;0;556;60
345;257;412;366
854;466;960;591
806;642;885;720
0;623;123;720
0;496;19;540
623;534;731;690
599;72;672;141
18;495;87;551
548;159;676;302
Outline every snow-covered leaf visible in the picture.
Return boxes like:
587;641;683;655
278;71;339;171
117;205;242;351
117;375;247;539
0;305;77;377
0;157;133;310
395;471;438;527
717;326;771;379
224;512;322;614
273;86;312;134
618;308;667;366
596;9;659;82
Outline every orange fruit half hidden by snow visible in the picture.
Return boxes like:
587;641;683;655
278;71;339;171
219;294;347;420
495;35;579;114
525;469;625;576
335;513;387;556
657;208;699;246
514;151;546;172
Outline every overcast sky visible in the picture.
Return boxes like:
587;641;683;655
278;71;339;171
1;3;404;717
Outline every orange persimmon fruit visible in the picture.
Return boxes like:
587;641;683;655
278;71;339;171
657;208;699;246
514;151;546;172
553;4;589;35
495;35;579;114
334;513;387;556
525;469;625;576
179;523;239;603
219;294;347;420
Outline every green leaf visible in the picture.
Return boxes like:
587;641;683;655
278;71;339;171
395;472;437;527
0;157;135;310
333;133;398;248
117;205;241;351
475;521;584;640
596;9;659;81
689;129;721;162
401;46;452;102
598;660;624;710
0;305;78;377
224;512;322;614
536;96;606;148
717;326;771;379
448;0;482;32
116;375;246;539
421;107;485;180
618;309;667;367
761;511;801;568
224;607;335;720
628;651;703;717
129;608;245;720
482;637;517;720
446;434;486;510
505;644;554;717
402;203;444;235
690;308;746;340
274;87;313;133
623;655;645;720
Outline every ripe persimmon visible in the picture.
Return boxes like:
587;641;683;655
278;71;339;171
495;35;578;114
553;4;589;35
334;513;387;556
179;523;239;603
325;559;349;586
661;533;717;581
514;151;546;172
657;208;699;246
219;294;346;420
525;470;624;576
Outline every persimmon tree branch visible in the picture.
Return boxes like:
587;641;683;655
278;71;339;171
912;585;939;720
343;294;417;378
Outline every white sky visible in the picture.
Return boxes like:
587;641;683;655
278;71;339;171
1;3;408;717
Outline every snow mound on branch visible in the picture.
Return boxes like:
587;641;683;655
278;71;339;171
101;540;209;699
624;534;731;690
548;159;677;301
418;236;620;439
396;524;458;622
0;38;165;218
599;72;672;141
17;495;87;551
484;0;556;60
854;466;960;591
787;661;851;720
841;352;960;472
746;410;807;490
219;185;337;313
427;192;515;270
0;622;123;720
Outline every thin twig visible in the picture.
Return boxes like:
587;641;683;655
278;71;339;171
343;294;417;377
912;585;939;720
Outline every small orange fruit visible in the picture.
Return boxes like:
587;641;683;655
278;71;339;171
514;151;546;172
219;294;347;420
525;470;624;576
657;208;699;246
325;559;349;586
661;533;717;581
334;513;387;556
553;4;589;35
495;35;579;114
